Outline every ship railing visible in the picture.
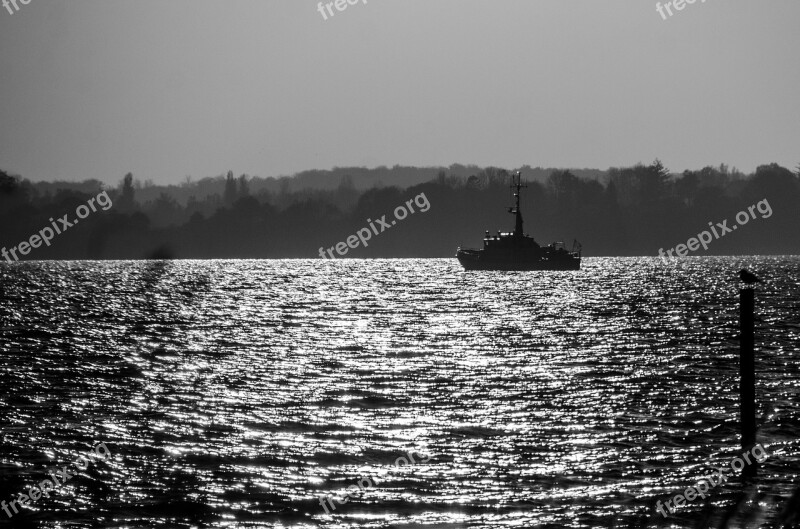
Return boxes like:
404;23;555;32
571;239;583;257
549;240;582;258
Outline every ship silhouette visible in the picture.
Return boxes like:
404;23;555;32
456;171;582;270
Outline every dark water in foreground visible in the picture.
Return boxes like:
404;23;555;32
1;257;799;528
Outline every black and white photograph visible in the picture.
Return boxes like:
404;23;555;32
1;1;799;527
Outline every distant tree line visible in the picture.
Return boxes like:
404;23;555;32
1;161;798;259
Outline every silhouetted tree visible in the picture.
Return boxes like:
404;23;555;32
466;174;485;190
0;170;26;213
638;159;672;204
743;163;800;205
223;170;237;206
118;172;136;211
547;170;580;202
0;170;19;195
650;159;670;181
676;170;699;206
238;174;250;198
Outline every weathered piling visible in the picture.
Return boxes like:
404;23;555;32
739;287;757;477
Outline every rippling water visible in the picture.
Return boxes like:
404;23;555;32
1;257;799;528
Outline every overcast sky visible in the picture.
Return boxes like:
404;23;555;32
1;0;798;185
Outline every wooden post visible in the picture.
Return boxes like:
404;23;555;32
739;288;757;477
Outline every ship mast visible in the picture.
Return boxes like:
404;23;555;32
508;171;527;237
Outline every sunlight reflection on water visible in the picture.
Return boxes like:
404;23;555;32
0;257;798;528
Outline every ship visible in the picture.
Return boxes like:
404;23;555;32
456;171;582;271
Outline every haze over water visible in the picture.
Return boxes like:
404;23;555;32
1;257;798;527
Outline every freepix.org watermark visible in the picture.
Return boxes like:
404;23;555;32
658;198;772;263
318;192;430;259
318;449;430;514
656;0;707;20
1;190;112;262
2;0;31;15
1;442;112;519
317;0;367;21
656;443;768;517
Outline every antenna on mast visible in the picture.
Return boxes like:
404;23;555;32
507;171;527;237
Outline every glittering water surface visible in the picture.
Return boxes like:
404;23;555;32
1;257;799;528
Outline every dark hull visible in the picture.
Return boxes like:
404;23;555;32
456;249;580;271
